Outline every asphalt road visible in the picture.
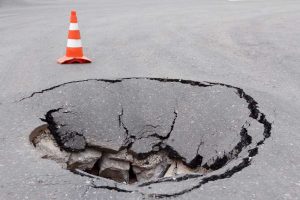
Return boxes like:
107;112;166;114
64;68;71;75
0;0;299;199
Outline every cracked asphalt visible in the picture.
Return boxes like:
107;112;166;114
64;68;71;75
33;78;271;197
0;0;300;199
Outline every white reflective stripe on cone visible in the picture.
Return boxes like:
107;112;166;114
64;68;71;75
69;23;79;30
67;39;82;47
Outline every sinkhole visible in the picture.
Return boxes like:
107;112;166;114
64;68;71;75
28;78;271;186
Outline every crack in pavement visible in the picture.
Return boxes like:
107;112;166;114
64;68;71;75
44;107;87;152
137;82;273;198
90;180;133;193
118;106;135;150
17;77;212;102
150;157;253;198
118;107;178;159
17;78;123;102
25;78;272;198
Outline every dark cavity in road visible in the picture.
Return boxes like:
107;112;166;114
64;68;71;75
28;78;271;194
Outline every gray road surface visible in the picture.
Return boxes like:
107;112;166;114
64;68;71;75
0;0;299;199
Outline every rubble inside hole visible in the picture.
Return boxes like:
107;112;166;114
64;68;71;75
26;77;272;194
31;128;208;184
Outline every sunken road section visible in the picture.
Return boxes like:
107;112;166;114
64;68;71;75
27;78;272;197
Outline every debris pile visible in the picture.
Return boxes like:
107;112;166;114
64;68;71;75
33;129;207;183
27;78;271;189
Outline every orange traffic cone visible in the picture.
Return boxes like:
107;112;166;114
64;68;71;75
57;10;91;64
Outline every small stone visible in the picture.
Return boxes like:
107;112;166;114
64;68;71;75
132;153;170;181
164;161;177;177
68;148;102;170
129;137;162;156
132;153;163;169
61;131;86;151
176;161;195;175
135;162;170;181
132;167;153;181
99;154;130;183
106;149;133;162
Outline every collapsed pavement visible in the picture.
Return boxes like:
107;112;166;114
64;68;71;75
25;78;271;197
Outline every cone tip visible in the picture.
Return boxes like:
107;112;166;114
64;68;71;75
71;10;77;15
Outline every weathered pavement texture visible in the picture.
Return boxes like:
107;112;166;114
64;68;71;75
0;0;300;199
